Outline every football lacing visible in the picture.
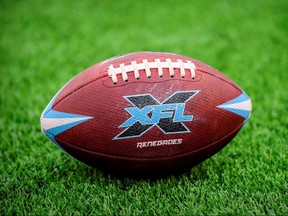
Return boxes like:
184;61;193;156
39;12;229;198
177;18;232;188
108;58;196;84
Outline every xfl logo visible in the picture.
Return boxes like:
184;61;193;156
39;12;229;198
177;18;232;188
114;90;200;139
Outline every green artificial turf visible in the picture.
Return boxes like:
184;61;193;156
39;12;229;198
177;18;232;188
1;0;287;215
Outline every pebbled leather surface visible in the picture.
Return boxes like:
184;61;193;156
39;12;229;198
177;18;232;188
45;52;246;173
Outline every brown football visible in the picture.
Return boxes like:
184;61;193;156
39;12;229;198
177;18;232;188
40;52;252;174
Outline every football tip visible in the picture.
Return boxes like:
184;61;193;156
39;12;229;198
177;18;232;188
217;91;252;124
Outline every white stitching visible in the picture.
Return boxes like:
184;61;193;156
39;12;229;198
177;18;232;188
131;60;139;79
166;58;174;77
177;59;185;77
155;58;163;77
108;65;117;84
143;59;151;78
120;63;128;82
108;58;196;83
187;60;196;79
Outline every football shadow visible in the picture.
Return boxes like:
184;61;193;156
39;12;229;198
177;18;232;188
71;161;210;184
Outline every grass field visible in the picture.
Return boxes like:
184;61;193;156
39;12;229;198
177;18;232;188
1;0;287;215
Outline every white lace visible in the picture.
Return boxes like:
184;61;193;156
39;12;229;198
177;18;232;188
108;58;196;84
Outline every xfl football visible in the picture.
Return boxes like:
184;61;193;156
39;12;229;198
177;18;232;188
40;52;252;174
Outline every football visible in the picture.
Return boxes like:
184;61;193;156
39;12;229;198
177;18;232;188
40;52;252;174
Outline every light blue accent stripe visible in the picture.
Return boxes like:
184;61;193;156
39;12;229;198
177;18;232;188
220;92;249;106
44;109;91;119
43;93;58;116
43;129;65;151
217;92;251;125
219;108;250;121
46;118;93;136
42;89;93;149
43;114;92;148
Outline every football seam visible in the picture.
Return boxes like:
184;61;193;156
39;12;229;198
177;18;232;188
102;74;203;88
49;123;242;161
52;63;241;109
197;69;240;90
